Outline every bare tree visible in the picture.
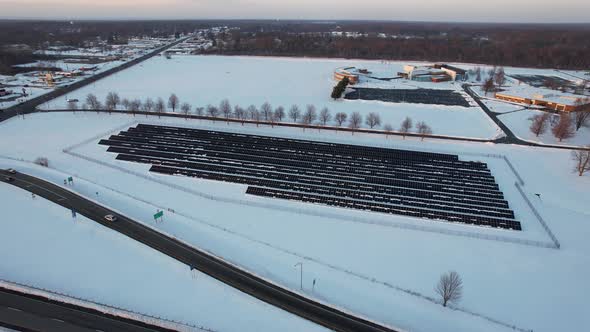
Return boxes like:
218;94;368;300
168;93;179;112
261;102;273;121
366;112;381;129
302;105;317;129
348;112;362;135
129;99;142;114
319;107;332;126
482;78;495;95
181;102;191;119
529;113;551;137
334;112;347;127
474;67;482;82
105;92;120;111
207;104;219;121
494;67;506;87
573;98;590;131
289;105;301;123
274;106;285;122
121;98;130;111
220;99;232;123
155;97;165;118
552;113;575;142
143;98;154;113
195;107;204;117
250;107;261;127
384;123;393;139
247;105;258;120
572;148;590;176
416;121;433;141
234;105;246;125
436;271;463;307
400;117;413;139
488;66;497;80
85;93;101;110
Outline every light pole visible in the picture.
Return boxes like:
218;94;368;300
294;262;303;290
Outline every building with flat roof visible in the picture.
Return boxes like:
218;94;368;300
495;86;588;112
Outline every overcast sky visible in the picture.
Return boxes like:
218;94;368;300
1;0;589;23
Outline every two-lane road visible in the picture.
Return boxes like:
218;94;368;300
0;288;177;332
0;170;398;332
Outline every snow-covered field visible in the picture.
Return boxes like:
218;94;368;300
0;172;328;332
499;109;590;147
1;112;589;332
40;55;505;140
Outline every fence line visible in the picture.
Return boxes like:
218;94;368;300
514;182;560;249
504;156;525;186
63;148;556;250
0;278;215;332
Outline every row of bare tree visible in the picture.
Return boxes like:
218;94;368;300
78;93;434;139
529;106;590;142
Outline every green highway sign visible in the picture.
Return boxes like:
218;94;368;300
154;211;164;220
68;176;73;182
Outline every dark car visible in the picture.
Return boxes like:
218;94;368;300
4;176;15;182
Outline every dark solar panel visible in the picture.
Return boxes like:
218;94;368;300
99;124;521;230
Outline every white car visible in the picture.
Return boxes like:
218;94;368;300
6;168;16;174
104;214;118;222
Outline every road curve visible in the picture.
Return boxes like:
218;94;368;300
0;170;399;332
0;287;177;332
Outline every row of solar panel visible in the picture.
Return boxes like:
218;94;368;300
132;124;480;167
115;152;510;213
144;161;515;219
102;125;518;229
106;145;507;202
244;186;521;230
102;136;500;192
135;124;463;162
122;128;496;181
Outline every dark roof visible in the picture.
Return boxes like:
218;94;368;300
440;64;467;75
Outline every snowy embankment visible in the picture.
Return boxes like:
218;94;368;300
1;112;590;332
40;55;503;140
0;177;328;332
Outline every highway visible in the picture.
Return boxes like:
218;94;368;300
0;288;177;332
0;169;398;332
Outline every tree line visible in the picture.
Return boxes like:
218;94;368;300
78;92;433;139
206;25;590;69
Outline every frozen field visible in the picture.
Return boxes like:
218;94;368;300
41;55;504;140
0;173;328;332
1;112;589;332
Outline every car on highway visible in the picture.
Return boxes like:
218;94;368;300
6;168;16;174
104;214;118;222
4;176;15;182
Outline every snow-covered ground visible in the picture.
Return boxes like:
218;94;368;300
1;112;589;332
0;174;328;332
40;55;504;140
499;109;590;147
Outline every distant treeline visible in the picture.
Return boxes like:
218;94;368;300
208;21;590;69
1;20;590;71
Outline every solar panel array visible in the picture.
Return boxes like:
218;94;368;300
99;124;521;230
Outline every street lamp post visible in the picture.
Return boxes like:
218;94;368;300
294;262;303;290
